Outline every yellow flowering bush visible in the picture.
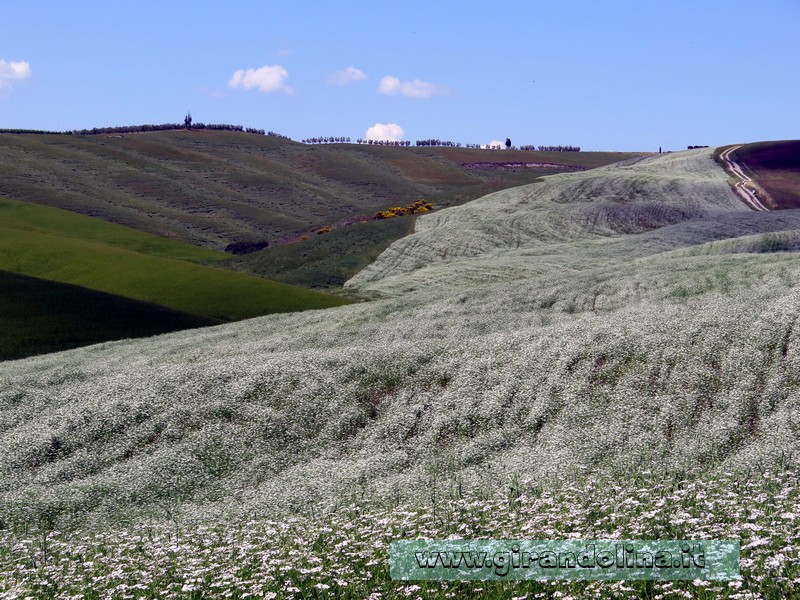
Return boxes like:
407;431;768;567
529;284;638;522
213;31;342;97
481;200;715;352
374;199;433;220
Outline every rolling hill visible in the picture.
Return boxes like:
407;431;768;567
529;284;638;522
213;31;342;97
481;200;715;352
0;146;798;597
0;131;644;358
0;130;646;250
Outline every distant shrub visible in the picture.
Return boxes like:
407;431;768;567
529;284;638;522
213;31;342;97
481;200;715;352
374;199;433;220
316;225;331;235
224;241;270;255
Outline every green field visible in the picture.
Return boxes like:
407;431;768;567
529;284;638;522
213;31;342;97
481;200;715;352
0;195;350;325
0;194;224;262
0;270;220;360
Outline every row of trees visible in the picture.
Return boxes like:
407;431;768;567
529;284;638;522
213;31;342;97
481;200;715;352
0;122;288;137
270;135;585;151
519;144;581;152
300;138;508;148
414;139;462;147
0;124;578;151
302;137;352;144
67;123;270;135
0;128;67;135
360;139;412;146
352;138;582;151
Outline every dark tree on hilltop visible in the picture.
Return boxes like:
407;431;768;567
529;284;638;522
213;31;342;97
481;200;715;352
505;138;511;149
184;112;192;129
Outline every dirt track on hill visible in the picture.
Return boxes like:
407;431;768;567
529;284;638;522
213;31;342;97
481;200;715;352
719;145;771;211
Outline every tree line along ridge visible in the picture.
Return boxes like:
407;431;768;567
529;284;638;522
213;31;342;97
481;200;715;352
0;122;580;152
0;122;289;137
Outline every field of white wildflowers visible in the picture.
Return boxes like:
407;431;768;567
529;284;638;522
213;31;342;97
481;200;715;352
1;148;799;598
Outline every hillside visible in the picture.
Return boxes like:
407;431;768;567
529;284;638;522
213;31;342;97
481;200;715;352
0;130;646;251
1;147;799;597
220;214;417;288
347;150;752;294
0;195;350;319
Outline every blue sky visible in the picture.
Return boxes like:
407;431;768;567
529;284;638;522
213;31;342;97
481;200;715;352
1;0;798;151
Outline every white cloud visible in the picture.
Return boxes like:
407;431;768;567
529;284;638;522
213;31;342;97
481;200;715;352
365;122;405;141
0;59;31;89
327;66;367;86
377;75;447;98
485;140;505;149
228;65;292;94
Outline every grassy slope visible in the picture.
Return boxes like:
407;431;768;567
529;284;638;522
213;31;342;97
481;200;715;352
0;270;219;361
347;149;753;294
2;147;799;596
731;140;800;208
0;196;350;321
0;194;223;262
222;216;417;288
0;131;646;250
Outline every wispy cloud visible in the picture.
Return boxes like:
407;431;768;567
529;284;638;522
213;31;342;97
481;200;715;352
199;86;227;99
0;59;31;90
377;75;448;98
327;66;367;86
228;65;292;94
365;122;404;141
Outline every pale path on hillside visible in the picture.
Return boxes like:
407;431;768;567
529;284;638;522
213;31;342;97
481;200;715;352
718;145;770;211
